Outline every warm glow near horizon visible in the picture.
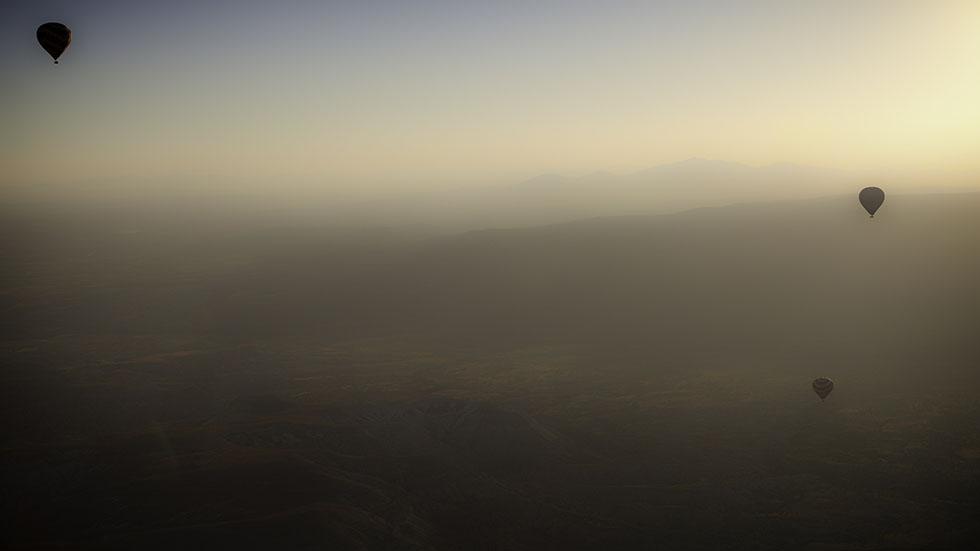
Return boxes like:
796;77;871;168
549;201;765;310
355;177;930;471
2;1;979;195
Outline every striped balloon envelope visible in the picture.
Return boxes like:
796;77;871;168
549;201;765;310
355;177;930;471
37;22;72;64
812;377;834;401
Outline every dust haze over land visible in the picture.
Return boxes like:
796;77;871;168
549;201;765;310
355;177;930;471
6;159;972;232
2;164;980;549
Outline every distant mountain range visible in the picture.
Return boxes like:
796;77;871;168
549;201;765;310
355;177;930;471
10;158;974;236
327;158;859;230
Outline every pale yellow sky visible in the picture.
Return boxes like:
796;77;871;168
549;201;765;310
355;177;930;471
3;1;979;196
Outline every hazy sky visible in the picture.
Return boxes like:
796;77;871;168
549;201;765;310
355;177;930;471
2;1;979;195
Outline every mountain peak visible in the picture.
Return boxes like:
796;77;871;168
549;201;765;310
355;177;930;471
644;158;750;173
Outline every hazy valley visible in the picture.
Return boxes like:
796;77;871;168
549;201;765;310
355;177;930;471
3;185;978;549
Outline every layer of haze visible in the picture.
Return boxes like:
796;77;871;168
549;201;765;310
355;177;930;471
4;3;980;548
3;0;980;199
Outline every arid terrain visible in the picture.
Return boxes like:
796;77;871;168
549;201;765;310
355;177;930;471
3;192;979;549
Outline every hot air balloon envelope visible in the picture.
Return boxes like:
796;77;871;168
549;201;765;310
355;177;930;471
37;22;71;63
812;377;834;401
859;187;885;218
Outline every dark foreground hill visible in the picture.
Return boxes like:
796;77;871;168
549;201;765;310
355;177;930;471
2;192;978;549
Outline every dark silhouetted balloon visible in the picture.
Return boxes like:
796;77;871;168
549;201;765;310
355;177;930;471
37;22;71;64
812;377;834;401
859;187;885;218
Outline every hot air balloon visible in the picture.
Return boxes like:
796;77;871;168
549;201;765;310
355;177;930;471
37;22;71;64
812;377;834;401
859;187;885;218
